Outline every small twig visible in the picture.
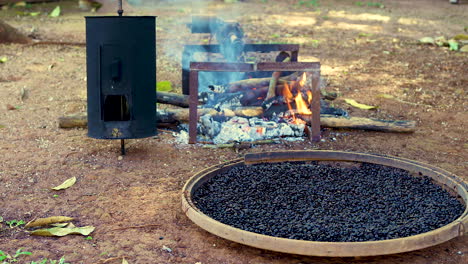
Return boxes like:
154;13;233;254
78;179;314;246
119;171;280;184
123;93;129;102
28;41;86;47
103;224;161;233
157;128;175;134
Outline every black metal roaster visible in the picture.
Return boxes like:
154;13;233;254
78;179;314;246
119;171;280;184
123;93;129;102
85;2;156;155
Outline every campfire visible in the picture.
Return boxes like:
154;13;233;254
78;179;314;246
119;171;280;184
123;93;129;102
183;16;321;144
188;62;321;144
195;71;319;144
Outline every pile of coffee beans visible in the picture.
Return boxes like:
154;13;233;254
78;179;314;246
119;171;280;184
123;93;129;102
192;162;465;242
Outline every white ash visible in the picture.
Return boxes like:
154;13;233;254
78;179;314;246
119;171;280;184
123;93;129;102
173;130;189;144
199;116;305;144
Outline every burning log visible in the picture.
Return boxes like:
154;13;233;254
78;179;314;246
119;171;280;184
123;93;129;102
58;109;416;133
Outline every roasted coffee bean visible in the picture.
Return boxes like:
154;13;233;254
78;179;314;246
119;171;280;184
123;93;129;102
193;162;465;242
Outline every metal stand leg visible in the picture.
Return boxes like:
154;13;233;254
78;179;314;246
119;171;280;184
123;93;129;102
121;139;126;155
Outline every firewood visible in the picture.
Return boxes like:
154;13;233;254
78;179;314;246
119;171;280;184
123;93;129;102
266;71;282;100
319;115;416;133
225;72;299;93
58;114;88;128
266;56;290;100
157;91;190;108
58;109;416;133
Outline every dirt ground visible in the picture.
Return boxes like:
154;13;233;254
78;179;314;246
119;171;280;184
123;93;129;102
0;0;467;263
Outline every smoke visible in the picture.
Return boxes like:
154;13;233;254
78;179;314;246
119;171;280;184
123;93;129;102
126;0;248;92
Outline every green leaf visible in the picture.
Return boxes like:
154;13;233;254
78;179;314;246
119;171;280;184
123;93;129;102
6;219;25;228
270;33;280;38
419;37;434;45
0;56;7;63
358;32;373;38
30;226;95;237
29;12;41;17
122;258;129;264
344;98;378;110
51;176;76;190
0;251;7;261
85;235;93;240
14;248;32;258
448;39;459;51
58;256;68;264
49;6;61;17
156;81;173;92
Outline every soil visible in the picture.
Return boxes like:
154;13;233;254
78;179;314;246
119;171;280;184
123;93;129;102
0;0;467;264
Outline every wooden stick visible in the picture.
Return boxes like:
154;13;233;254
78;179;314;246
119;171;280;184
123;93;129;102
28;40;86;46
266;71;282;100
58;114;87;128
225;72;299;93
58;110;416;133
320;115;416;133
105;224;161;232
266;57;291;100
157;91;190;108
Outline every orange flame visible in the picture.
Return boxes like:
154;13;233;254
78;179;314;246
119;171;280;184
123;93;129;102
299;72;306;87
306;90;312;104
295;92;312;115
281;73;312;124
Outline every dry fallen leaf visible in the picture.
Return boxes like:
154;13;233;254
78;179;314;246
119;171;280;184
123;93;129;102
162;245;172;253
6;104;16;110
122;258;129;264
30;226;95;237
20;87;28;101
50;223;69;228
52;176;76;190
25;216;74;228
419;37;434;45
343;98;378;110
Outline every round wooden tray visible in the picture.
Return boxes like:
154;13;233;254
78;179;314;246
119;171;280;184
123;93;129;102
182;150;468;257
